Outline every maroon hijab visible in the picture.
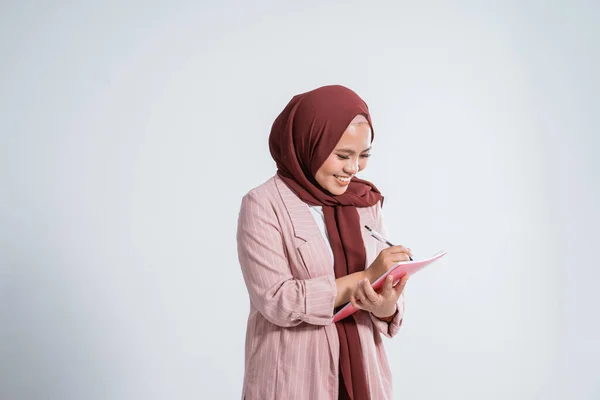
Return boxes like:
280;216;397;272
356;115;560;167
269;85;383;399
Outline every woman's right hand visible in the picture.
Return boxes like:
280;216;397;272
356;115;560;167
365;246;412;282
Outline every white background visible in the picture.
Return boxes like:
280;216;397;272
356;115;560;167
1;1;599;399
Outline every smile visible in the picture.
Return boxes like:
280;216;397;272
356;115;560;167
334;175;352;184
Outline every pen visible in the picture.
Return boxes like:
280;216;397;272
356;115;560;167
364;225;413;261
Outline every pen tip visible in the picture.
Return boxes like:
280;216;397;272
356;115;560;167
364;225;372;231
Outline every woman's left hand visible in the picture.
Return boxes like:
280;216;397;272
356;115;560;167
350;274;409;319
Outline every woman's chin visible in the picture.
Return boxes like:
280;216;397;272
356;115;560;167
327;185;349;196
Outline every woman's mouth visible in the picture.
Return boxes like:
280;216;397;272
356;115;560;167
334;175;352;185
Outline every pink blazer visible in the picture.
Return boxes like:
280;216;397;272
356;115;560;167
237;175;405;399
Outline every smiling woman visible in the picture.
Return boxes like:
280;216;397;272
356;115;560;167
314;115;372;195
237;85;412;399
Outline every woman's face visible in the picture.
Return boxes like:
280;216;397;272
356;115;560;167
314;115;372;195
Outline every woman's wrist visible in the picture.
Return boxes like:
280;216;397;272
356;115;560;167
373;304;398;322
363;268;375;283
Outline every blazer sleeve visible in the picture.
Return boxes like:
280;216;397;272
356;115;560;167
369;201;405;338
237;190;337;328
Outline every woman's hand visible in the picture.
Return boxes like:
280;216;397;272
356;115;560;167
350;274;409;319
365;245;412;283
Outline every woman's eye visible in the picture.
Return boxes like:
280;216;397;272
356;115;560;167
336;155;350;160
361;153;371;158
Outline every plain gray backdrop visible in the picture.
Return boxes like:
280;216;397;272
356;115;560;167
1;1;599;399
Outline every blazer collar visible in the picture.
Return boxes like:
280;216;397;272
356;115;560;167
274;175;319;242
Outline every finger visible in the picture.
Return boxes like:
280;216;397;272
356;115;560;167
356;280;369;305
391;253;411;263
350;293;363;310
393;274;409;297
362;279;380;303
382;275;394;296
385;245;413;257
384;253;411;266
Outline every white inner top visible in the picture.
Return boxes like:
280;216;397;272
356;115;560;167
307;205;335;265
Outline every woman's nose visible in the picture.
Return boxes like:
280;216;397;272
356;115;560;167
344;158;359;174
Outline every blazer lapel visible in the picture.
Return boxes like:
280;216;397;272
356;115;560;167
274;176;333;278
274;176;319;242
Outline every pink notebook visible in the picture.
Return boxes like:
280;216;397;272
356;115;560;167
332;250;448;323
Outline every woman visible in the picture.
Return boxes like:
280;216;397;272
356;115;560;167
237;85;412;399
